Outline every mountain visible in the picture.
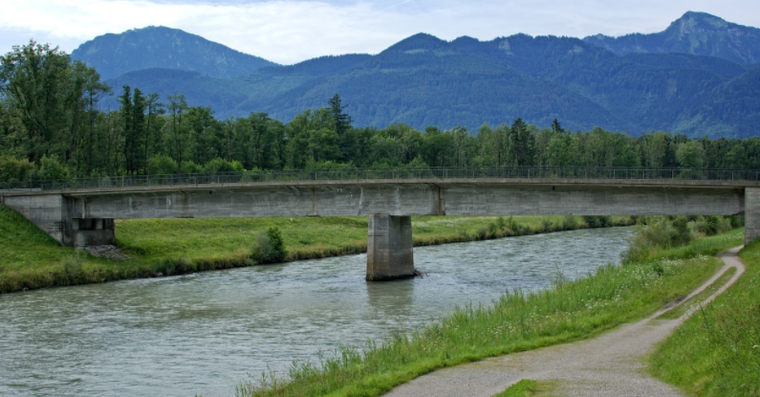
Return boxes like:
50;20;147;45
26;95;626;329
255;34;631;131
72;26;278;80
584;12;760;64
76;12;760;138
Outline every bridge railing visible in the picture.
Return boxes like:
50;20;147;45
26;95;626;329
1;167;759;192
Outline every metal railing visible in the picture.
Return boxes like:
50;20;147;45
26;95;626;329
1;167;759;192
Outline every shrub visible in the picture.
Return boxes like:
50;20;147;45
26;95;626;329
693;215;730;236
254;227;287;264
670;216;692;246
541;218;553;232
582;215;611;228
61;250;86;284
561;215;578;230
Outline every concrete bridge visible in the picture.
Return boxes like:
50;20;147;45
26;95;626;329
1;167;759;280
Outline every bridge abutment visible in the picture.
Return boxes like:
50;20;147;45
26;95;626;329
746;187;760;245
366;213;415;281
2;194;116;247
67;218;116;247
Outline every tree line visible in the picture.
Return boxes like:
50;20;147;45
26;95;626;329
2;41;760;182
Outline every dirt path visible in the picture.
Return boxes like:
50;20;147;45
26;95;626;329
383;246;746;397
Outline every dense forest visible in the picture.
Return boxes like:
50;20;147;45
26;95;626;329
2;41;760;183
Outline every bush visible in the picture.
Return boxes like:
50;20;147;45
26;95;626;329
623;216;698;263
670;216;692;246
541;218;553;232
693;216;732;236
561;215;578;230
254;227;287;264
582;215;611;228
61;250;86;284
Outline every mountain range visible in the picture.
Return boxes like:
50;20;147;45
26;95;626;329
71;11;760;138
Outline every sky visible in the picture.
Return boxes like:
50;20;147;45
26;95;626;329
1;0;759;65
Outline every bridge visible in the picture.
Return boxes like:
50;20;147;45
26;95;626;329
2;167;759;280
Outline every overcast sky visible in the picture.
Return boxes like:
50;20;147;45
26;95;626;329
1;0;758;65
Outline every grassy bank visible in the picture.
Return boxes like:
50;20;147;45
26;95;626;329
235;229;743;397
0;204;630;293
651;236;760;396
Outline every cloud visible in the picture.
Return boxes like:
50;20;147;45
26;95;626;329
1;0;759;64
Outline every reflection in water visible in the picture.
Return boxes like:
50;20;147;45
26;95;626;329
0;227;631;397
366;278;416;317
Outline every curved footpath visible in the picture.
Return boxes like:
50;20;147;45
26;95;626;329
384;246;746;397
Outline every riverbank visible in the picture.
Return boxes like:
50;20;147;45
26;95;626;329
382;246;746;397
651;239;760;396
0;205;631;293
235;228;744;397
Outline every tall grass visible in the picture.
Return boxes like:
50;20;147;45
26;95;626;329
236;231;742;397
651;238;760;397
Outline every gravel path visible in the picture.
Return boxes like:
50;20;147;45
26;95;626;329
383;246;746;397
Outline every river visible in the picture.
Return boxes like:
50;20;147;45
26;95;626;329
0;227;631;397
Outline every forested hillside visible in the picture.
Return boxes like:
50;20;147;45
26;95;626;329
72;26;277;80
65;11;760;137
2;40;760;184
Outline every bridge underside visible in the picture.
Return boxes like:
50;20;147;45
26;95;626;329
2;182;754;281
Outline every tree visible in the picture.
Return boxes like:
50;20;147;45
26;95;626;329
73;62;111;175
248;112;272;169
1;41;75;162
166;92;188;173
118;86;134;172
328;93;352;136
510;118;534;166
677;140;705;169
143;93;163;174
551;118;564;134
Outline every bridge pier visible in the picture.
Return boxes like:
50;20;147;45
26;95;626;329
366;213;415;281
746;187;760;245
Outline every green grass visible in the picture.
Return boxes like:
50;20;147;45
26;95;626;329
492;379;558;397
0;206;631;293
657;267;737;320
234;231;742;397
651;239;760;397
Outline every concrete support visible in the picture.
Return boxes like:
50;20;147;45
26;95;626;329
366;213;415;281
2;194;67;243
67;218;116;247
746;187;760;245
1;194;116;247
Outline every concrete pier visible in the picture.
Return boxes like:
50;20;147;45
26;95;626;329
366;213;415;281
746;187;760;245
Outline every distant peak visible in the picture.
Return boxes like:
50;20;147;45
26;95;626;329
385;33;449;52
680;11;723;20
668;11;729;31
